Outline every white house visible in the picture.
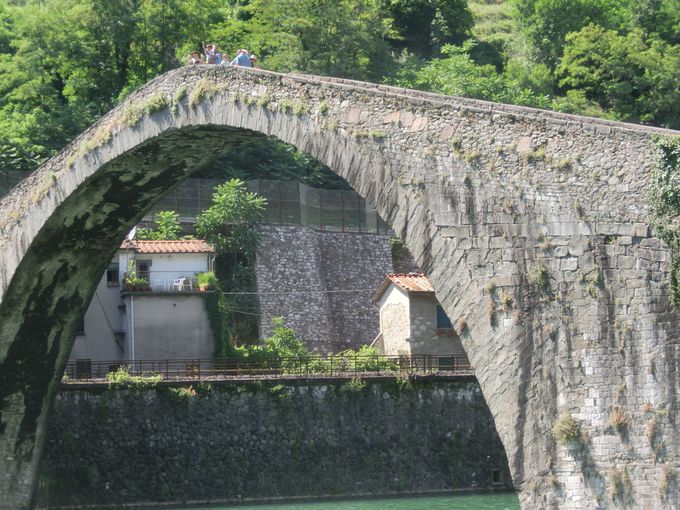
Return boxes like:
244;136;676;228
372;273;466;357
69;239;215;365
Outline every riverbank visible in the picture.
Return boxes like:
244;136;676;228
37;489;519;510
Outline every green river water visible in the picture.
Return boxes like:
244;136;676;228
174;493;520;510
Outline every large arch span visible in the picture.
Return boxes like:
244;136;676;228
1;66;679;509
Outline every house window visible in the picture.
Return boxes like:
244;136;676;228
137;259;151;281
436;305;452;329
106;263;120;287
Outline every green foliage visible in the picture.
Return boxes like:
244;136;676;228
513;0;632;69
196;271;215;288
189;78;227;107
195;178;263;350
194;137;351;190
196;179;266;256
202;274;237;359
389;237;412;270
335;345;395;371
135;211;182;240
340;377;368;394
659;464;677;498
169;385;198;399
226;0;394;80
106;367;163;389
233;317;309;371
123;273;151;292
1;0;679;185
529;261;551;290
392;42;548;108
381;0;474;57
557;26;680;128
551;412;581;444
650;136;680;306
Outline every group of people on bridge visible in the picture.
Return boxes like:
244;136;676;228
188;43;257;67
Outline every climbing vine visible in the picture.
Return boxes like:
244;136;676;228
650;135;680;306
203;275;236;359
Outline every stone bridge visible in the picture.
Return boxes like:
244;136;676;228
0;66;678;509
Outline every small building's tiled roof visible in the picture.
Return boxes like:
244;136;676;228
373;273;435;302
120;239;214;254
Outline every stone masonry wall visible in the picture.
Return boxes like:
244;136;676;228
37;379;511;508
256;225;393;352
2;65;679;509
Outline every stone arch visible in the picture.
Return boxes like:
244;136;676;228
1;65;679;509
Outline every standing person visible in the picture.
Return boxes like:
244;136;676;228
213;45;222;65
230;49;252;67
250;55;258;68
188;51;202;65
203;43;216;64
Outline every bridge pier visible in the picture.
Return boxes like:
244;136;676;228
1;66;679;508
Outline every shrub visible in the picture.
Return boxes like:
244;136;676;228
551;413;580;444
659;464;676;497
609;405;629;433
189;78;226;107
341;377;367;394
334;345;395;372
144;92;169;114
529;262;551;290
106;367;162;389
645;418;658;445
170;386;197;399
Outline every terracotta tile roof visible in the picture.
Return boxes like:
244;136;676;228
373;273;435;302
120;239;214;254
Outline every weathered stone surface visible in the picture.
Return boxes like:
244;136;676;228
255;225;393;352
36;379;510;507
0;65;679;509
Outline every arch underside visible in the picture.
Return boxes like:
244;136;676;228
0;66;679;509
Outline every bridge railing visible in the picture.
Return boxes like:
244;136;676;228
63;354;473;381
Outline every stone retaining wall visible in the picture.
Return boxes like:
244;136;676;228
255;225;394;352
37;379;511;508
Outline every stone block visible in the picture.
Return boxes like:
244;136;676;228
399;111;414;127
411;116;429;132
383;111;400;124
346;107;363;124
561;258;579;271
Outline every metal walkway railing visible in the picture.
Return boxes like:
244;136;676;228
64;354;473;381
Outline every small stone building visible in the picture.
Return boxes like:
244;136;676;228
372;273;466;357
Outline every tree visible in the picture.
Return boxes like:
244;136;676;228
513;0;631;69
196;179;267;348
213;0;394;80
629;0;680;45
381;0;473;57
195;178;266;256
556;26;680;128
135;210;182;240
393;42;547;107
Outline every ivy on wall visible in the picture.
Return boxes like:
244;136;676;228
650;135;680;305
203;275;236;359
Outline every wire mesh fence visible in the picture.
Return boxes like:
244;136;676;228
144;179;391;234
1;174;391;235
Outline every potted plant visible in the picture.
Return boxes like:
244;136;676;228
123;273;151;292
196;271;215;292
